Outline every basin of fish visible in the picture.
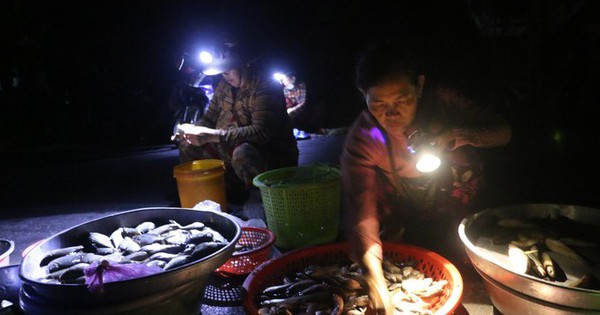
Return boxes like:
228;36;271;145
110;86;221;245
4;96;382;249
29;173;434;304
459;203;600;310
19;207;241;305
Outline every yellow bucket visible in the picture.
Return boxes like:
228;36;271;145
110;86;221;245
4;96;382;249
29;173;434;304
173;159;227;211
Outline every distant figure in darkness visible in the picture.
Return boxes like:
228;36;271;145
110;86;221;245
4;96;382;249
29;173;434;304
278;72;326;137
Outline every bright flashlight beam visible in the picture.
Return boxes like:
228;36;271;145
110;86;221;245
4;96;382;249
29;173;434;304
416;153;441;173
273;72;284;81
199;51;213;64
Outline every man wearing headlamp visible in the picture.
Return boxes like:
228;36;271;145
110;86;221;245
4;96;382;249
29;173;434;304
341;42;511;314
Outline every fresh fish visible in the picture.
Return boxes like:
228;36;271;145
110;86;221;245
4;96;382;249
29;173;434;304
262;282;294;296
541;251;556;279
110;227;125;249
135;221;156;234
133;233;164;246
526;246;546;278
204;227;228;244
164;230;190;245
188;230;215;244
94;247;116;255
39;245;84;267
140;243;182;255
118;236;141;254
89;232;114;249
58;263;90;281
545;238;588;264
331;293;344;315
121;227;140;237
286;279;319;296
146;260;166;269
190;241;226;258
47;252;102;273
180;221;205;230
124;251;149;262
164;255;192;270
46;262;88;281
145;252;179;262
149;223;179;235
34;218;231;285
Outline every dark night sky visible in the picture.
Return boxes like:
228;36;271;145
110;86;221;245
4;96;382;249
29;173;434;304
1;1;599;160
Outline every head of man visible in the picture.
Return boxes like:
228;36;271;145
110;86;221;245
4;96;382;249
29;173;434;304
356;43;425;138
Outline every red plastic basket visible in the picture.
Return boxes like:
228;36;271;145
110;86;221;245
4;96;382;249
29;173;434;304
241;242;463;315
215;227;275;276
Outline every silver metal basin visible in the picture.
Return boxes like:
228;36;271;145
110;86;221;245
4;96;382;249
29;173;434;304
459;203;600;311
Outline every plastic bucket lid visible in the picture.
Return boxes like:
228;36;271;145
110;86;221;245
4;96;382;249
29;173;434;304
0;239;15;267
173;159;225;177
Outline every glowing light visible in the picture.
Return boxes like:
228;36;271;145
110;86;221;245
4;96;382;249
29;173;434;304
198;51;213;64
416;153;441;173
202;68;221;76
508;244;529;274
273;72;285;82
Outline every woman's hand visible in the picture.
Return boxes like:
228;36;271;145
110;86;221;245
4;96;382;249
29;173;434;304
177;124;222;146
428;129;456;151
365;275;394;315
362;251;394;315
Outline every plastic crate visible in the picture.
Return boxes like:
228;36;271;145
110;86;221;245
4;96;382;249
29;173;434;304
215;227;275;276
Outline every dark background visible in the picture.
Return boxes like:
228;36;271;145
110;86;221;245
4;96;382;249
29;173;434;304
1;0;599;208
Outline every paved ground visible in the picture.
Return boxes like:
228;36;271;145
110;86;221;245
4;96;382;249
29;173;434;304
0;132;346;264
2;126;598;314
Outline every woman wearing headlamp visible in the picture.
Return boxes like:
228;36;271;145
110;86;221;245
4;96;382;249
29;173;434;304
341;42;511;314
175;42;298;202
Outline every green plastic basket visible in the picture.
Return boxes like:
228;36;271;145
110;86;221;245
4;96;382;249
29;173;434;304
253;164;341;249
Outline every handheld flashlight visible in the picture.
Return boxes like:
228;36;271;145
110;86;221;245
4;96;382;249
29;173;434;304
407;130;442;173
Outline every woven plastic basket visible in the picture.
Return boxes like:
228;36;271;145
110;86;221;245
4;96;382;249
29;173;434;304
252;164;341;249
242;242;463;315
215;227;275;276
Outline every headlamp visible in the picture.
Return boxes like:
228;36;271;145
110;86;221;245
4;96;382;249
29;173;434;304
196;44;242;76
273;72;285;82
198;51;213;64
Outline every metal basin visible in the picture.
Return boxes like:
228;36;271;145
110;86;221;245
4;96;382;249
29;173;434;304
18;207;241;310
459;203;600;311
0;240;15;267
475;265;599;315
0;264;21;307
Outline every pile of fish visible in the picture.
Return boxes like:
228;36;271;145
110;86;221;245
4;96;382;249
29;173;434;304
37;219;229;285
257;258;447;315
489;216;600;288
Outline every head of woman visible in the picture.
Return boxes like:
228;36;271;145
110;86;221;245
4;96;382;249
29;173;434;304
356;43;425;137
222;68;242;88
